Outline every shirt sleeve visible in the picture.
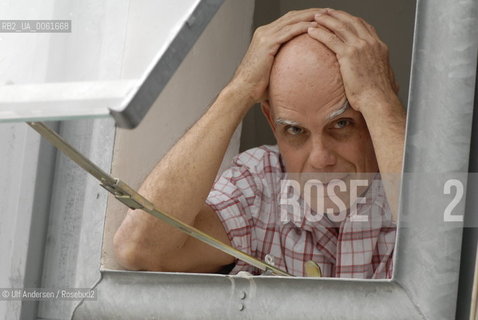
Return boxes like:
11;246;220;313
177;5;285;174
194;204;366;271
205;157;261;260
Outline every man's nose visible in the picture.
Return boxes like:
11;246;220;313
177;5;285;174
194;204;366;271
307;137;337;170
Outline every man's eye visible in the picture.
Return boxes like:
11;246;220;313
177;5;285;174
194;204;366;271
334;119;352;129
285;126;304;135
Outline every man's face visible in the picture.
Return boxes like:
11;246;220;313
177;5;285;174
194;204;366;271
267;92;378;177
263;35;378;213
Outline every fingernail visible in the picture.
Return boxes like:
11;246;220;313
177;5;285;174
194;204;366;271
315;13;322;19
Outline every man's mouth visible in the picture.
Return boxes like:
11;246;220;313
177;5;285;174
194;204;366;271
320;174;350;186
310;174;350;187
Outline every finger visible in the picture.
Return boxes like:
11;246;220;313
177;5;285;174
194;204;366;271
325;9;374;39
271;8;325;31
313;11;362;44
307;26;346;54
275;21;319;46
361;19;380;38
277;8;324;23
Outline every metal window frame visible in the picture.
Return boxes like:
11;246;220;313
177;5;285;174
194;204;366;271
37;0;476;319
109;0;226;128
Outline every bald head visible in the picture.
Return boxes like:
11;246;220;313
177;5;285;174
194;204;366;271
269;34;344;111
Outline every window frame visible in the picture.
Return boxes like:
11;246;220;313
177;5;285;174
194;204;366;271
37;0;478;319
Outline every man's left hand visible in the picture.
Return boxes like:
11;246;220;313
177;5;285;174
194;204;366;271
307;9;399;112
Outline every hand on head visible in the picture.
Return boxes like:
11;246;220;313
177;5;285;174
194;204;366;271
307;8;399;111
230;8;399;113
229;8;322;105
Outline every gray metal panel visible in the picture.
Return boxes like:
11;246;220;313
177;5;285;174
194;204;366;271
110;0;225;128
36;118;116;320
0;122;57;320
74;271;420;320
71;0;478;318
396;0;477;318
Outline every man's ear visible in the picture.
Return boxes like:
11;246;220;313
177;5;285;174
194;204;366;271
261;100;276;134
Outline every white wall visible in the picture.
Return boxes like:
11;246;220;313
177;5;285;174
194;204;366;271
103;0;255;269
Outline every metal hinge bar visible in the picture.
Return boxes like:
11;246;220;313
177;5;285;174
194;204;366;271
27;121;292;277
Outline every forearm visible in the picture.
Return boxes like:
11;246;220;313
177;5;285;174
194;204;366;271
115;10;319;269
115;84;252;266
361;93;406;222
361;94;406;174
141;85;251;218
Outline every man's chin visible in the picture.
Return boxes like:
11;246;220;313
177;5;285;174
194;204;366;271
305;193;352;213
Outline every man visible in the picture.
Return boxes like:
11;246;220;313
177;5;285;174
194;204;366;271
113;8;405;278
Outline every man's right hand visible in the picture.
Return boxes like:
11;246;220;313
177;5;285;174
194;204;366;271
228;9;323;105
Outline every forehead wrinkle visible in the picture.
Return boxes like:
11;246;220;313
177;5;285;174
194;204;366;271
326;99;350;121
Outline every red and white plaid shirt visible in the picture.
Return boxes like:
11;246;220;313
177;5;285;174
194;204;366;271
206;145;396;278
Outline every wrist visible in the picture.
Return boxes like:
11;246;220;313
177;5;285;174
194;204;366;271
221;81;256;108
360;95;406;137
358;91;404;119
213;82;256;120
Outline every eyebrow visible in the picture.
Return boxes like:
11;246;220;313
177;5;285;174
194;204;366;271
275;118;302;127
274;99;350;127
326;99;350;120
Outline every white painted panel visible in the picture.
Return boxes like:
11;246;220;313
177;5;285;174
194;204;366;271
0;0;215;125
121;0;200;78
